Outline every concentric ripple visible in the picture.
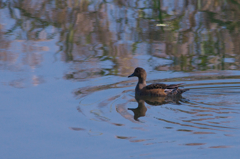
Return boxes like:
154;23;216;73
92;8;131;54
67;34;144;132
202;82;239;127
74;75;240;149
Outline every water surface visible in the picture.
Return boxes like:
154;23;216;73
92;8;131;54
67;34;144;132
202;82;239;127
0;0;240;158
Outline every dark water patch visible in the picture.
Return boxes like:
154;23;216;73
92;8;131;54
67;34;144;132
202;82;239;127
115;136;134;140
177;129;193;132
69;127;86;131
193;131;215;134
209;145;231;149
184;143;206;146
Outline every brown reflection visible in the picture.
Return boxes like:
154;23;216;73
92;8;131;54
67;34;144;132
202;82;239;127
193;132;215;134
156;116;234;131
128;97;147;121
185;143;206;146
0;0;239;82
130;139;146;143
111;123;124;126
74;80;132;98
116;103;139;123
209;145;231;148
115;136;133;140
177;129;193;132
115;135;146;143
128;95;187;121
69;127;86;131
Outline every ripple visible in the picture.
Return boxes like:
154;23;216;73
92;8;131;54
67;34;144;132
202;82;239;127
184;143;206;146
75;75;240;149
209;145;231;149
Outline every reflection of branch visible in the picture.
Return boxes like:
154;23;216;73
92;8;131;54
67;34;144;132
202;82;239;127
201;0;213;11
0;1;7;8
2;0;240;72
5;5;55;38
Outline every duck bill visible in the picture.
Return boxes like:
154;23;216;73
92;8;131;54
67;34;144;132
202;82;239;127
128;73;135;78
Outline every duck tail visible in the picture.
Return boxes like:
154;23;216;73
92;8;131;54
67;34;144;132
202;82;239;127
170;88;189;96
178;88;190;94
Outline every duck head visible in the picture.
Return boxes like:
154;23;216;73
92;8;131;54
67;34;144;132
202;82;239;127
128;67;147;80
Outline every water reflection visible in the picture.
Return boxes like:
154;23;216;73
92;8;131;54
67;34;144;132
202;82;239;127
73;77;240;154
1;0;240;158
128;95;187;121
1;0;240;82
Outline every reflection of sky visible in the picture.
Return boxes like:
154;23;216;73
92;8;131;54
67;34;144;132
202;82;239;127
0;8;16;34
0;3;64;87
163;0;185;15
0;10;66;88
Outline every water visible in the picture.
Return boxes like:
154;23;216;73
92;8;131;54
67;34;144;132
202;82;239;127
1;0;240;158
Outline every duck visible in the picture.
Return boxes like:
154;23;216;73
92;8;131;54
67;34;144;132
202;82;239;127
128;67;189;96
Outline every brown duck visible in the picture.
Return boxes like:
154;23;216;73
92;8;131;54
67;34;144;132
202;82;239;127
128;67;189;96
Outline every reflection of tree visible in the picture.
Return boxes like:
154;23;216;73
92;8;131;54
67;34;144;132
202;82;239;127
1;0;240;80
151;0;240;72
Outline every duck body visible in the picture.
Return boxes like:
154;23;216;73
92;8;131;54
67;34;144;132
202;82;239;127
128;67;189;97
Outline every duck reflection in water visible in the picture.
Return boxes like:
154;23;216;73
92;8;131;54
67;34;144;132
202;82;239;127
128;95;188;121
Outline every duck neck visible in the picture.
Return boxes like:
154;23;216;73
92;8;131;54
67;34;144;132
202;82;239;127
136;77;146;92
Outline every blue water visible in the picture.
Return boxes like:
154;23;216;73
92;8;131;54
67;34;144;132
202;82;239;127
1;0;240;159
